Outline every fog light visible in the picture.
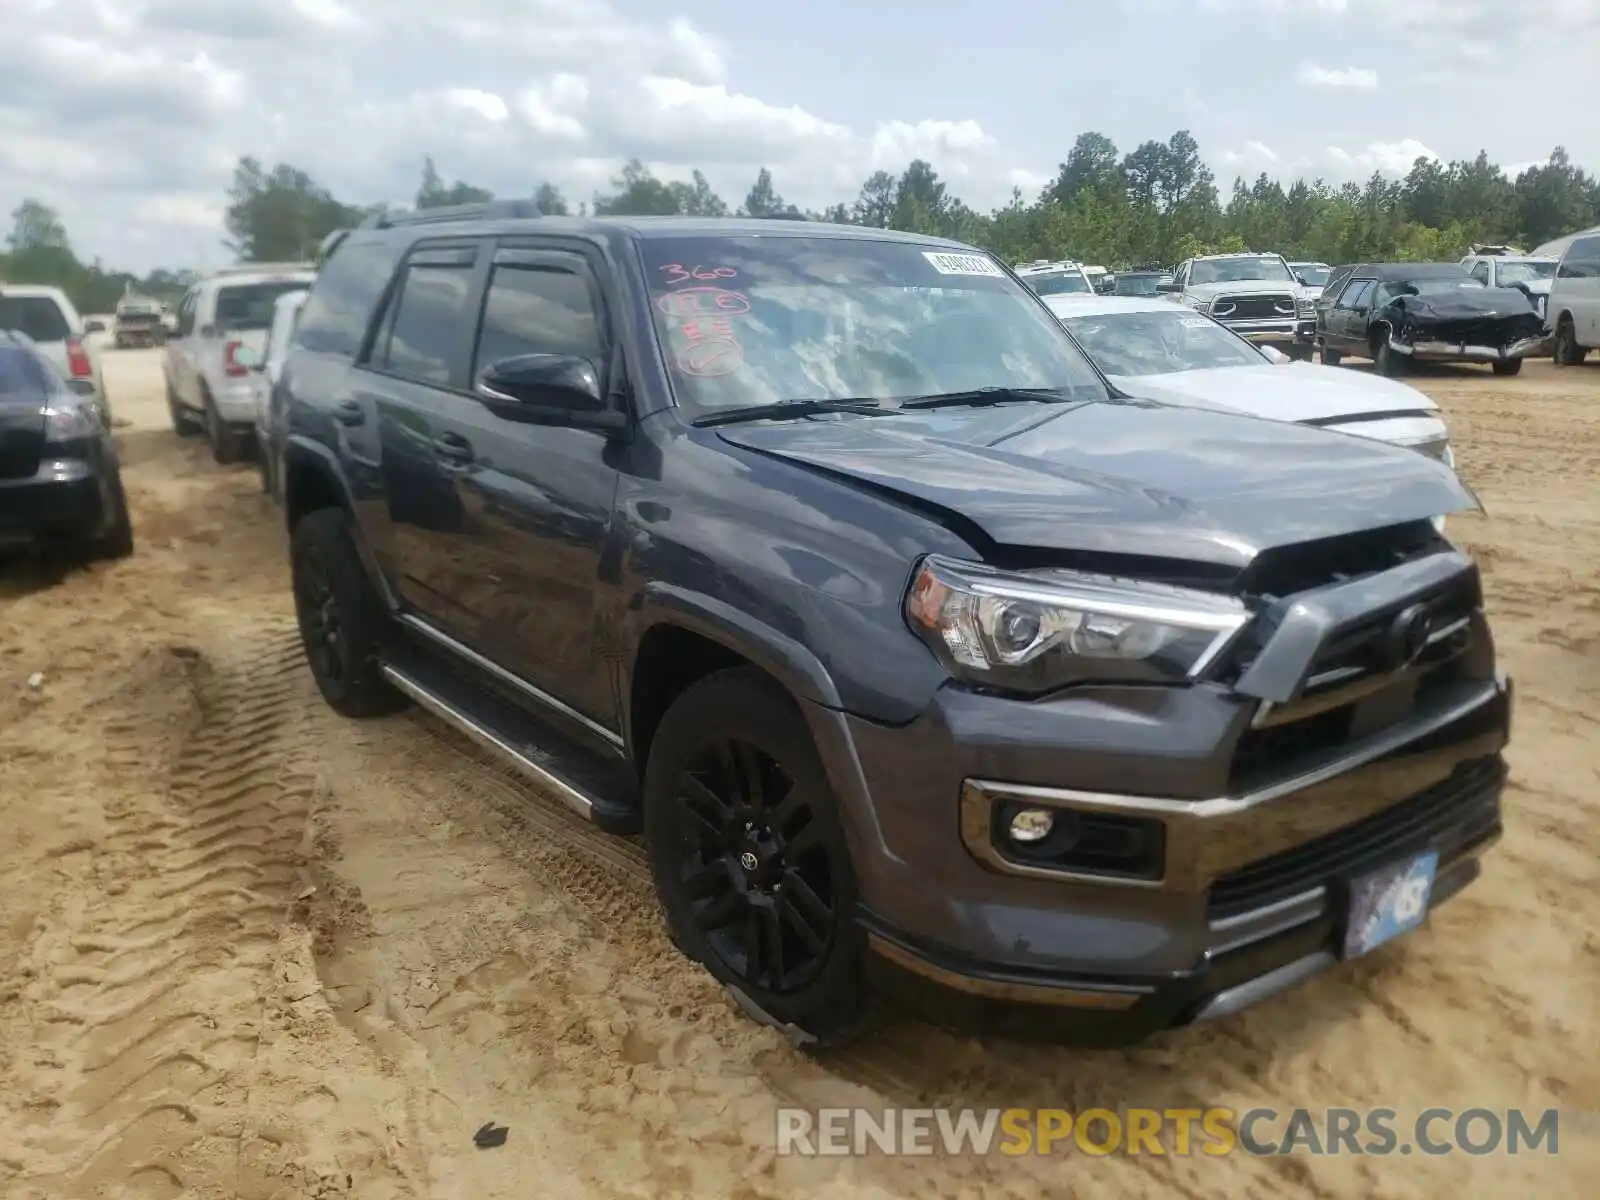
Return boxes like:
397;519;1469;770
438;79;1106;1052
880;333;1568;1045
1007;807;1055;844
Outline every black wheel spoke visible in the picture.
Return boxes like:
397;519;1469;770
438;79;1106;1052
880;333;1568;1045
743;905;766;984
782;873;831;938
778;891;826;954
715;742;743;807
769;780;805;833
762;905;786;984
683;861;727;902
680;776;732;838
735;741;765;812
696;889;743;933
784;816;824;859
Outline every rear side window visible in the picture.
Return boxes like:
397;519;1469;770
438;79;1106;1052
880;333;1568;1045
0;296;71;343
0;346;52;396
295;239;405;357
376;263;475;385
472;263;601;376
215;281;314;332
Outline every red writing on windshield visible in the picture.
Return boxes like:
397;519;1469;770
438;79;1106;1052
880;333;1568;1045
659;263;738;285
657;287;750;318
677;338;744;377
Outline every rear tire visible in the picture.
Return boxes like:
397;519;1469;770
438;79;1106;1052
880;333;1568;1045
644;668;869;1045
289;507;408;719
203;391;246;464
1491;359;1523;377
92;469;135;561
167;381;202;437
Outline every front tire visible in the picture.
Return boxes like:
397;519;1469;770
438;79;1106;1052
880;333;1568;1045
644;668;868;1043
93;469;135;561
1553;321;1589;367
290;507;408;718
1374;334;1404;377
1491;359;1523;377
167;381;201;437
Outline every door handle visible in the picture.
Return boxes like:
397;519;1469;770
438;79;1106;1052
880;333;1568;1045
433;433;474;464
334;399;364;426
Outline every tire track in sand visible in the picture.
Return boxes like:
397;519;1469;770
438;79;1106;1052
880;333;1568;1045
14;626;317;1197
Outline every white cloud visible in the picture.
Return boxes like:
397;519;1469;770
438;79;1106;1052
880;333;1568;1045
1325;139;1439;176
1296;63;1378;90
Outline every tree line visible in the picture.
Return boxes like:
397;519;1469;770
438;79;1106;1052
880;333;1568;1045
7;131;1600;313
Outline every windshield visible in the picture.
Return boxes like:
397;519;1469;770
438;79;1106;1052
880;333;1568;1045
1190;256;1294;285
215;281;315;331
1062;309;1265;377
1291;264;1331;286
640;237;1106;415
1021;269;1092;296
1393;276;1486;297
0;295;71;343
1113;273;1168;296
1497;261;1557;284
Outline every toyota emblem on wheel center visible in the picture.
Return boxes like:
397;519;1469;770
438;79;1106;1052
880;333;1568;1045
739;851;759;872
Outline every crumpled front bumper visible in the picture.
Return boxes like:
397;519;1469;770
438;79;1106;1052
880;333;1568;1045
1393;332;1548;363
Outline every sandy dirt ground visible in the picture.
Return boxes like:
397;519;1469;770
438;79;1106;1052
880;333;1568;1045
1;347;1597;1199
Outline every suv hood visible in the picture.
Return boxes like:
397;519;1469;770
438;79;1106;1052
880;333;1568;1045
1113;363;1440;425
716;402;1475;569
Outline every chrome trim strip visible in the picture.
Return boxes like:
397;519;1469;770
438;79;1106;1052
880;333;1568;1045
379;663;597;821
399;613;625;752
1209;885;1327;933
1190;952;1336;1023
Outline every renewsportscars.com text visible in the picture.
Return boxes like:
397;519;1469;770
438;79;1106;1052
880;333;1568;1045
775;1107;1566;1157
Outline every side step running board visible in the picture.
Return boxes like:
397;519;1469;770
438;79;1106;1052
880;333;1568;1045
379;659;642;835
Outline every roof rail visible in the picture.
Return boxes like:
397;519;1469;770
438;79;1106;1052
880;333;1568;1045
367;199;545;230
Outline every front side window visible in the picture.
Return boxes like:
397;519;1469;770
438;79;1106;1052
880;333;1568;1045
1062;309;1265;377
376;264;474;385
1189;256;1294;285
1558;238;1600;279
639;236;1106;415
1335;280;1375;309
472;263;602;378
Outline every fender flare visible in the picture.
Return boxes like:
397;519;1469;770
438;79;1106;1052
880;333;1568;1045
626;581;891;865
281;435;399;612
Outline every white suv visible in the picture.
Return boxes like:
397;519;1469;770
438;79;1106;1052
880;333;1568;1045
1540;226;1600;367
163;263;317;462
0;284;110;425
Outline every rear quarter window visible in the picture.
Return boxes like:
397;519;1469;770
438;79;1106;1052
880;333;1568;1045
0;296;71;343
294;239;406;357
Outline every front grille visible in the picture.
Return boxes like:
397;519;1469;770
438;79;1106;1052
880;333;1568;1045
1206;755;1504;921
1303;577;1479;696
1211;294;1297;321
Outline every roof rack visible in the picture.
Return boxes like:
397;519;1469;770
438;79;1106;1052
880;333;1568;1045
362;199;545;230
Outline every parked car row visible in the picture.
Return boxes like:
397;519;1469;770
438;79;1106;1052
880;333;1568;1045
224;203;1509;1048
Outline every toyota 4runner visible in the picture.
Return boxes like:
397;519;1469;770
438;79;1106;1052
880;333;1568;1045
277;203;1511;1046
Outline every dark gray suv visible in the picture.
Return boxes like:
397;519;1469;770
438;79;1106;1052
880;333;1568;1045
277;202;1511;1045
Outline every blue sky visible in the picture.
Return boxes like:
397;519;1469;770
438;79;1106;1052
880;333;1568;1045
1;0;1595;273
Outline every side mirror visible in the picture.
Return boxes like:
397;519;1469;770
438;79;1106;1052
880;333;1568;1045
84;318;107;333
476;353;628;433
1155;280;1180;293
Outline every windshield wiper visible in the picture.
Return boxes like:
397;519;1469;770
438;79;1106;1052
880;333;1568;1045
897;386;1075;411
693;398;893;428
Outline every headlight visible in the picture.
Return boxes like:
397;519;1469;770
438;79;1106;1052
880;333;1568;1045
1297;299;1316;317
905;555;1251;694
43;399;101;441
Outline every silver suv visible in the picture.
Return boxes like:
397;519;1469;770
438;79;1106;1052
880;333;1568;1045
163;263;317;462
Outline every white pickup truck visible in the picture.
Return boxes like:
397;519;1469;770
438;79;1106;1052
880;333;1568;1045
163;262;317;462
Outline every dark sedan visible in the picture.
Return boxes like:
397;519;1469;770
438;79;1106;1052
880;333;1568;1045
0;330;133;559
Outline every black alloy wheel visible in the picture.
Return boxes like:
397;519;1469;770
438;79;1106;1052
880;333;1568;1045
671;736;837;994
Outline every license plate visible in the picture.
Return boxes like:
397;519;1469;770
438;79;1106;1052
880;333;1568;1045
1343;851;1438;959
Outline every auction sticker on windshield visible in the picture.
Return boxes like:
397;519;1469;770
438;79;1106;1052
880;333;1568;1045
1180;318;1212;329
922;252;1006;278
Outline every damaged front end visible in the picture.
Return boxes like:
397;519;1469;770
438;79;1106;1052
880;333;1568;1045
1386;287;1549;364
